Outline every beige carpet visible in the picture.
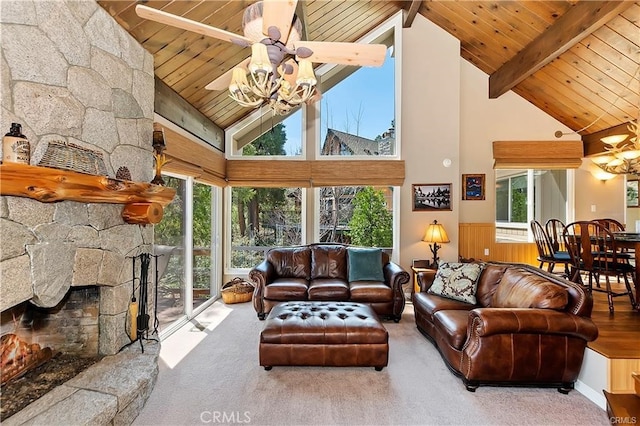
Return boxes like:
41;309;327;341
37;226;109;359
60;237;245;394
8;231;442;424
133;301;608;426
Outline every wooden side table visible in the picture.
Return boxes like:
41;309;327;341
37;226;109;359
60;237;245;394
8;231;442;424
411;266;436;294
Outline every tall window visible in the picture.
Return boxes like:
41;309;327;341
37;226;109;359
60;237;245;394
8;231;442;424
224;13;403;270
496;169;568;242
317;186;394;248
229;187;303;269
154;175;220;336
232;109;302;157
319;49;395;157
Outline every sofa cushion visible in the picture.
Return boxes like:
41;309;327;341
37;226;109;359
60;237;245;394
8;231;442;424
413;292;474;323
310;245;347;280
267;247;311;280
264;278;309;301
349;281;392;303
429;261;484;304
433;310;469;350
476;264;508;307
308;278;350;300
347;247;384;282
491;268;568;310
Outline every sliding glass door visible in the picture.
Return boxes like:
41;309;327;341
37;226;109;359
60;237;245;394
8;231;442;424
154;174;221;337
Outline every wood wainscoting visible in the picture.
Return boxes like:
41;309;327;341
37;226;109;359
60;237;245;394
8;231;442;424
459;223;538;265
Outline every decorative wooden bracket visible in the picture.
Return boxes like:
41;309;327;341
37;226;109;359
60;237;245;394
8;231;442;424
0;163;176;224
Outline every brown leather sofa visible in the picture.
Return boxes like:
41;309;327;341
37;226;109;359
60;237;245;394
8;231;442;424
249;243;410;321
413;262;599;393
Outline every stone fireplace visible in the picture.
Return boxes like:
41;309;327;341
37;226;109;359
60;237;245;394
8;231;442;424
1;0;161;422
1;198;155;356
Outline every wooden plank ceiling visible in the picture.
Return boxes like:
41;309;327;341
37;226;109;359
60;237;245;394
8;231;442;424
99;1;639;141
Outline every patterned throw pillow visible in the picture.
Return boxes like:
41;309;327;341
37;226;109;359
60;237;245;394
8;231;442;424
428;261;484;304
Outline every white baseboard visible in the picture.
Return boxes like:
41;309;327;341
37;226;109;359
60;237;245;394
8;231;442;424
575;379;607;410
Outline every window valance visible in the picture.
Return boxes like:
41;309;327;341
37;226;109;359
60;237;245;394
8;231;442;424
492;141;584;169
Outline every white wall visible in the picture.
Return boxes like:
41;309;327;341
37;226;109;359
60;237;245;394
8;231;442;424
400;15;460;271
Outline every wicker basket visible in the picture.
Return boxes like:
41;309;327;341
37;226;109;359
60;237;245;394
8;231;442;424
221;277;254;304
38;140;108;176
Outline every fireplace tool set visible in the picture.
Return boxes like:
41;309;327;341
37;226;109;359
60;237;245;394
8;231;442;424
124;253;161;353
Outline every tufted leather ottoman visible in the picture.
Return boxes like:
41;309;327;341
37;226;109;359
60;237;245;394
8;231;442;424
259;301;388;370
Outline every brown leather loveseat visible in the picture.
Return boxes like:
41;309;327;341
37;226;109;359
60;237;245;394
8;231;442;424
413;262;598;393
249;243;410;321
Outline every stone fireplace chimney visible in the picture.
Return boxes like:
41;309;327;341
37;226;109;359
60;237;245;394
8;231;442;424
1;0;156;356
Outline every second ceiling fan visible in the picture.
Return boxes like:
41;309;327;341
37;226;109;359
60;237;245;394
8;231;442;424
136;0;387;115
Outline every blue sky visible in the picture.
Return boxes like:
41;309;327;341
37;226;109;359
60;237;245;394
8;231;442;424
283;51;395;155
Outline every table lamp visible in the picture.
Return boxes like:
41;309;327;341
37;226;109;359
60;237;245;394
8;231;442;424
423;220;450;267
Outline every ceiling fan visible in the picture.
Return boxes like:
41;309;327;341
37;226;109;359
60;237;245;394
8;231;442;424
135;0;387;115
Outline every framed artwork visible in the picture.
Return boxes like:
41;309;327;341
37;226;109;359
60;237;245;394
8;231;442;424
462;174;485;201
627;180;639;208
412;183;452;211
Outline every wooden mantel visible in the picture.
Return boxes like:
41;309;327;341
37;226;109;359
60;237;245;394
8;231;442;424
0;163;176;223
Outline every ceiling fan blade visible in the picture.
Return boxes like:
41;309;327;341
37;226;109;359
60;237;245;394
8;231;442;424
205;58;252;91
262;0;298;44
294;41;387;67
135;5;253;46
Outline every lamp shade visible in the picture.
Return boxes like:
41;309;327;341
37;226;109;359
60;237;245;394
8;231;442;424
423;220;450;244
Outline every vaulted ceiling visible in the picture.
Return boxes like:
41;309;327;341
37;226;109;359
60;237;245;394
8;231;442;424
99;1;639;144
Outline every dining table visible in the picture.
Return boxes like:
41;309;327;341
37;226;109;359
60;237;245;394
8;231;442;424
611;231;640;310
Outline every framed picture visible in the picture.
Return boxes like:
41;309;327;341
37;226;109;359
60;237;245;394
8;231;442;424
462;174;485;201
412;183;452;211
627;180;639;208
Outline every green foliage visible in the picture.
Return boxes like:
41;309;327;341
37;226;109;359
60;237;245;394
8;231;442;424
348;186;392;247
243;123;287;156
154;176;183;246
511;175;527;223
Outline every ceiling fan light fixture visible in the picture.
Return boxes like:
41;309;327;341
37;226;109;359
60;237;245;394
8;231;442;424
295;59;316;86
229;67;262;108
248;43;272;74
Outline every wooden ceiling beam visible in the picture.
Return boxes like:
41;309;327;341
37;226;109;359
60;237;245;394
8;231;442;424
403;0;421;28
489;1;633;99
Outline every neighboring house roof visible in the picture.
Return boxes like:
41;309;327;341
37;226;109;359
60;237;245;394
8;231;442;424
322;128;394;156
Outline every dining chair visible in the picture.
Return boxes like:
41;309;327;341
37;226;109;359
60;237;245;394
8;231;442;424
530;220;571;277
545;218;566;253
544;218;571;276
563;220;636;313
593;218;633;283
593;218;626;232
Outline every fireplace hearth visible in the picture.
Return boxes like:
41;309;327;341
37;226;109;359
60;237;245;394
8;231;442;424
1;352;100;421
2;341;159;425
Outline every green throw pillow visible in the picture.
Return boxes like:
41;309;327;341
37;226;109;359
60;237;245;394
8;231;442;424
428;261;484;304
347;247;385;282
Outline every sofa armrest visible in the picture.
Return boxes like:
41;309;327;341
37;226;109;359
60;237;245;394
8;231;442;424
468;308;599;342
383;262;410;290
249;260;275;317
249;259;274;288
416;270;437;292
383;262;410;322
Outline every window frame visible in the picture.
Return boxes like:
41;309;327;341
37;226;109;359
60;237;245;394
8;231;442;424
314;12;402;161
495;168;575;243
224;186;308;274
